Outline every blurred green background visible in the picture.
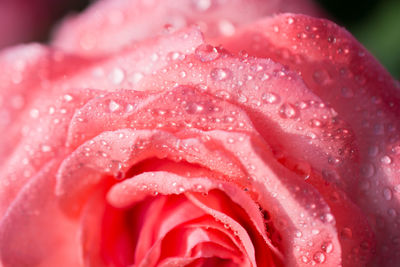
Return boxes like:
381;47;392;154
316;0;400;79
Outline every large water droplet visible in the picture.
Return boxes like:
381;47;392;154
195;44;219;62
279;103;299;119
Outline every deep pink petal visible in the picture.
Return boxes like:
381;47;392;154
219;13;399;265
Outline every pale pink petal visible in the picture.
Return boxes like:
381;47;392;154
52;0;322;55
0;161;81;267
137;49;358;193
66;86;256;149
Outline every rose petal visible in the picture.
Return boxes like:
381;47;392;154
191;130;344;266
0;27;204;218
108;171;281;265
56;129;247;215
66;87;256;149
219;13;399;265
138;49;358;193
52;0;321;55
0;160;81;267
0;86;100;218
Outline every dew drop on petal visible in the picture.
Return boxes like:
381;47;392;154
109;100;120;112
381;155;392;165
279;103;299;119
341;87;354;98
340;227;353;239
394;184;400;193
301;256;309;263
313;69;330;85
63;94;73;102
195;44;219;62
313;251;326;263
383;187;393;200
321;241;333;253
262;92;280;104
360;163;375;178
211;68;231;81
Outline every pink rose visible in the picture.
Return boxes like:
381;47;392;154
0;0;399;266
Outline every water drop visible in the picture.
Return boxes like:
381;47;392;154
195;44;219;62
327;35;336;43
310;118;323;127
394;184;400;193
383;187;393;200
312;229;320;235
63;94;73;102
381;155;392;165
109;100;120;112
262;92;280;104
295;230;302;237
313;69;330;85
321;242;333;253
238;95;248;103
279;103;299;119
368;145;379;157
313;251;326;263
210;68;231;81
322;213;334;223
301;256;309;263
185;102;204;114
388;208;397;217
341;87;354;98
360;163;375;178
287;17;295;24
340;227;353;239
